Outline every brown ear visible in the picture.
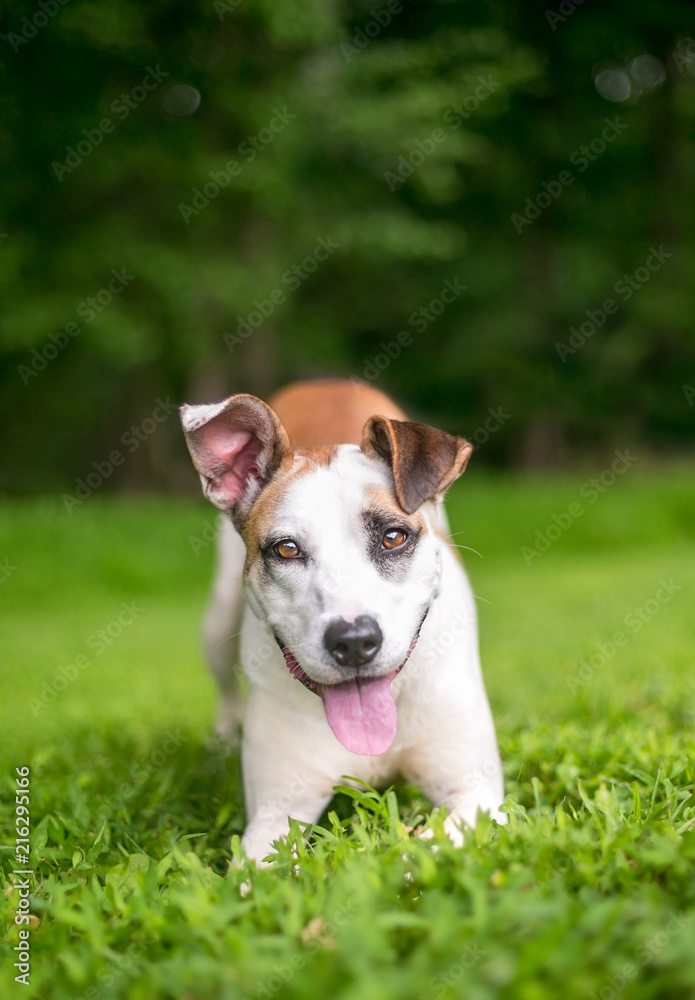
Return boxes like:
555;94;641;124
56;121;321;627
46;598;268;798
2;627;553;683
180;394;291;528
362;415;473;514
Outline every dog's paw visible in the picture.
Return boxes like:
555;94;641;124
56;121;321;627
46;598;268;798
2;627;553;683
419;806;504;849
442;813;466;847
417;815;463;849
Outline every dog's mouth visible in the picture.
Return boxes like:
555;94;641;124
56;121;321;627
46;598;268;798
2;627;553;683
278;612;427;758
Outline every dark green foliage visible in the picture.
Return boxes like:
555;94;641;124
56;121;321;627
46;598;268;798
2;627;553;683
1;1;694;493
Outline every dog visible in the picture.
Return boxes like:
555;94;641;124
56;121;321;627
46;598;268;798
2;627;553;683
180;379;505;862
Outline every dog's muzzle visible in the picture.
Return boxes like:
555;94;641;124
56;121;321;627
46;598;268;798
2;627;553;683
276;608;430;757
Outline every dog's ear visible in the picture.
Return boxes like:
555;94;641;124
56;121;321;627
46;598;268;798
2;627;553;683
180;394;291;527
362;416;472;514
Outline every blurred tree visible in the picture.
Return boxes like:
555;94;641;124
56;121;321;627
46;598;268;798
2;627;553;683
0;0;693;492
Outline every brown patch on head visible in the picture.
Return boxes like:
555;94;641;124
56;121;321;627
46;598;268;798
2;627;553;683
362;416;472;514
269;379;407;449
297;444;339;467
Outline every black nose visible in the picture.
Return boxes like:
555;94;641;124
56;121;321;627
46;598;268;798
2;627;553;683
324;616;383;668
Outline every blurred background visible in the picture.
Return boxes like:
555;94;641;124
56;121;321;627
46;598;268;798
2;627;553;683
1;0;694;495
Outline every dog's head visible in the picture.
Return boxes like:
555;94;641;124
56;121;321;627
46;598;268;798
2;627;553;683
180;394;472;756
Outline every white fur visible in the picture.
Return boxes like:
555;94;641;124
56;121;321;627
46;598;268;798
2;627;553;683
203;445;505;862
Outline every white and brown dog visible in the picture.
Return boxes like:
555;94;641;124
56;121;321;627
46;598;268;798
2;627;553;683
180;379;504;862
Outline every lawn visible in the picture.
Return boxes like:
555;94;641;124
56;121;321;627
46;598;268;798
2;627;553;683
1;468;695;1000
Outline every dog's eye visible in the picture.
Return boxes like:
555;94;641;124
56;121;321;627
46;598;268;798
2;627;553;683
275;539;301;559
382;529;407;550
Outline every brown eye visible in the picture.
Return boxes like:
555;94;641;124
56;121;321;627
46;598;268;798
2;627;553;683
276;539;301;559
382;529;407;550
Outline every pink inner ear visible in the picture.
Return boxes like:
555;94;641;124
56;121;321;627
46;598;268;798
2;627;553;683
198;422;264;507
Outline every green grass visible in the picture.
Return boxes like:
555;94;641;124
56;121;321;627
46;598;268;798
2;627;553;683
1;469;695;999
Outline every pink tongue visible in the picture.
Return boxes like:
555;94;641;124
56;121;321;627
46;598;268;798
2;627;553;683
322;675;397;756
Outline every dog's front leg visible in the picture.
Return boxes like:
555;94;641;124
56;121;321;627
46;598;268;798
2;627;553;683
402;703;506;847
241;772;334;864
240;690;336;864
241;797;332;864
410;754;506;847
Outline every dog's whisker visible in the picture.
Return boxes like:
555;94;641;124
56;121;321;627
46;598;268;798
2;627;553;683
472;594;492;606
214;630;243;650
450;544;483;558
